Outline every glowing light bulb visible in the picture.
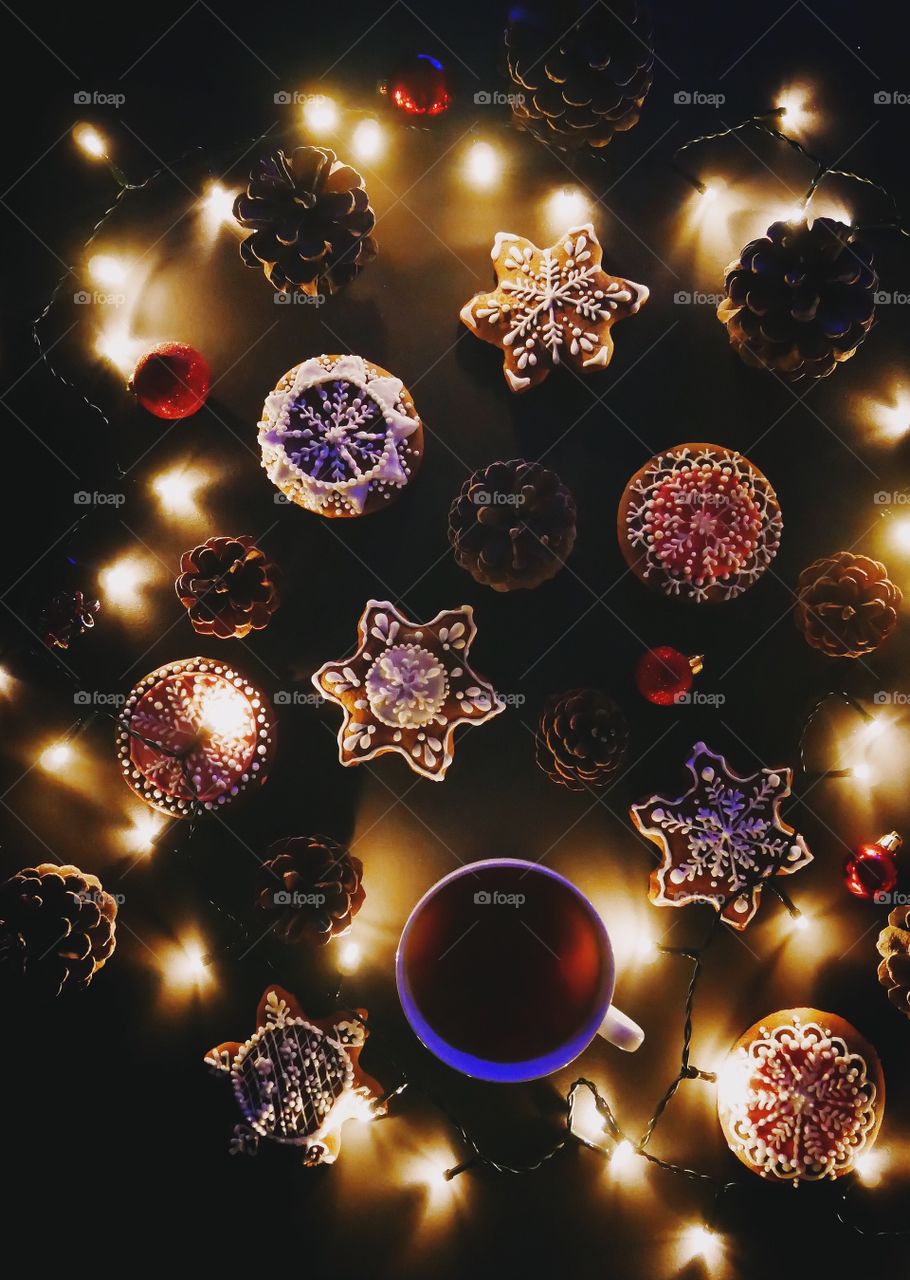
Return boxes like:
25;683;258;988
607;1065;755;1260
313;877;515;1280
890;515;910;554
303;95;338;133
127;812;164;853
854;1149;886;1186
851;761;874;784
0;665;14;697
40;742;73;772
164;937;213;990
784;203;808;223
151;467;204;516
701;183;719;203
610;1139;637;1174
88;255;127;286
200;685;252;740
547;186;590;224
200;182;236;226
351;118;384;162
100;557;144;607
338;940;361;973
777;87;813;133
74;125;106;158
465;141;499;188
791;912;811;933
95;328;142;375
681;1225;721;1264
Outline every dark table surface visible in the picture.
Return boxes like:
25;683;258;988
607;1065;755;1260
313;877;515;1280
2;2;909;1275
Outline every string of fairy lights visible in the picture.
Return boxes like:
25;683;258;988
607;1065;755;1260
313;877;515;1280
6;84;910;1263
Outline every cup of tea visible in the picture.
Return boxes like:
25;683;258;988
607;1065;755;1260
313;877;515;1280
396;858;644;1083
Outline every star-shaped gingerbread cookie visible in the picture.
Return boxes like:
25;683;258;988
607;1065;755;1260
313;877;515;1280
630;742;812;930
312;600;504;781
460;223;648;392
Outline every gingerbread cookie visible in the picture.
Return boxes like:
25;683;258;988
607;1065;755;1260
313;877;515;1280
630;742;812;930
312;600;504;781
717;1008;884;1185
459;223;648;392
618;443;782;603
258;354;424;517
205;986;386;1165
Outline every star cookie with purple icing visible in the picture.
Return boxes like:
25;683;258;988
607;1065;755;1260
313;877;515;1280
312;600;504;781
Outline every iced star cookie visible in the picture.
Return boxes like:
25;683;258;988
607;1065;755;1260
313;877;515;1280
630;742;812;930
258;353;424;517
459;224;648;392
618;443;782;603
717;1008;884;1185
312;600;504;781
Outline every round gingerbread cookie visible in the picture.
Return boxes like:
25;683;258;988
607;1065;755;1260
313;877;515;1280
258;353;424;518
617;443;782;603
717;1007;885;1186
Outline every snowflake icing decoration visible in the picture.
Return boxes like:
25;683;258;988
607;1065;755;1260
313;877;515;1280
460;223;648;392
259;354;422;514
313;600;504;780
720;1014;879;1184
630;742;812;929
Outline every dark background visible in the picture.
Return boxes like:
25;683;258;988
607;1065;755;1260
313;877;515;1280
1;1;908;1274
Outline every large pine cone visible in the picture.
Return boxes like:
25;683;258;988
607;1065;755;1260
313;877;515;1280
448;459;576;592
717;218;877;381
176;536;279;639
506;1;653;151
536;689;629;791
233;147;376;295
256;836;365;945
0;864;117;996
795;551;901;658
876;905;910;1020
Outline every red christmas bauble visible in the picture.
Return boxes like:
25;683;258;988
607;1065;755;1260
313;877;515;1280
844;832;901;901
386;53;451;116
635;647;703;706
130;342;211;420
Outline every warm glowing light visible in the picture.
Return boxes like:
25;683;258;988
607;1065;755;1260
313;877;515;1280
99;554;156;612
126;812;164;853
88;254;128;286
95;327;144;375
151;466;205;517
784;202;808;223
791;912;811;933
855;1149;886;1186
863;386;910;442
546;186;591;225
200;182;237;227
889;515;910;554
303;95;338;133
74;124;107;158
338;940;361;973
163;937;213;991
701;183;719;204
681;1225;721;1265
776;86;813;133
0;666;14;697
351;118;384;162
200;685;253;740
40;742;73;772
851;761;874;784
465;141;499;188
610;1139;637;1174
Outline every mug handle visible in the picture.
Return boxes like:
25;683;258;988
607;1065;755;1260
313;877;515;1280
598;1004;645;1053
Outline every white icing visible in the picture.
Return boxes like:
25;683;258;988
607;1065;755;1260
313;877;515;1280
365;644;447;728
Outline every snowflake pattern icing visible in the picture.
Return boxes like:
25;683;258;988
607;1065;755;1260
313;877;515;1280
630;742;812;929
460;224;648;392
721;1015;879;1184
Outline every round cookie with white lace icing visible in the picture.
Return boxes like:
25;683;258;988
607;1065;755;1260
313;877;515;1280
618;443;782;603
717;1008;884;1186
258;353;424;517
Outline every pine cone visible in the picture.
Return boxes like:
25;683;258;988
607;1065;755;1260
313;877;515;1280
506;1;653;151
876;905;910;1020
536;689;629;791
718;218;877;381
40;590;100;650
795;551;901;658
176;536;279;639
448;459;576;592
256;836;365;945
233;147;376;295
0;864;117;996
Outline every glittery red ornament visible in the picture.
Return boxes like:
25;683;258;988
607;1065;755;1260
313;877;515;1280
635;647;703;706
844;831;902;901
129;342;211;420
385;53;451;116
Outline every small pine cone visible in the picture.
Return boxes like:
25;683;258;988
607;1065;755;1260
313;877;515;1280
256;836;365;945
176;536;279;639
40;590;100;650
0;864;117;996
717;218;877;381
536;689;629;791
876;905;910;1020
794;551;901;658
448;459;577;592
